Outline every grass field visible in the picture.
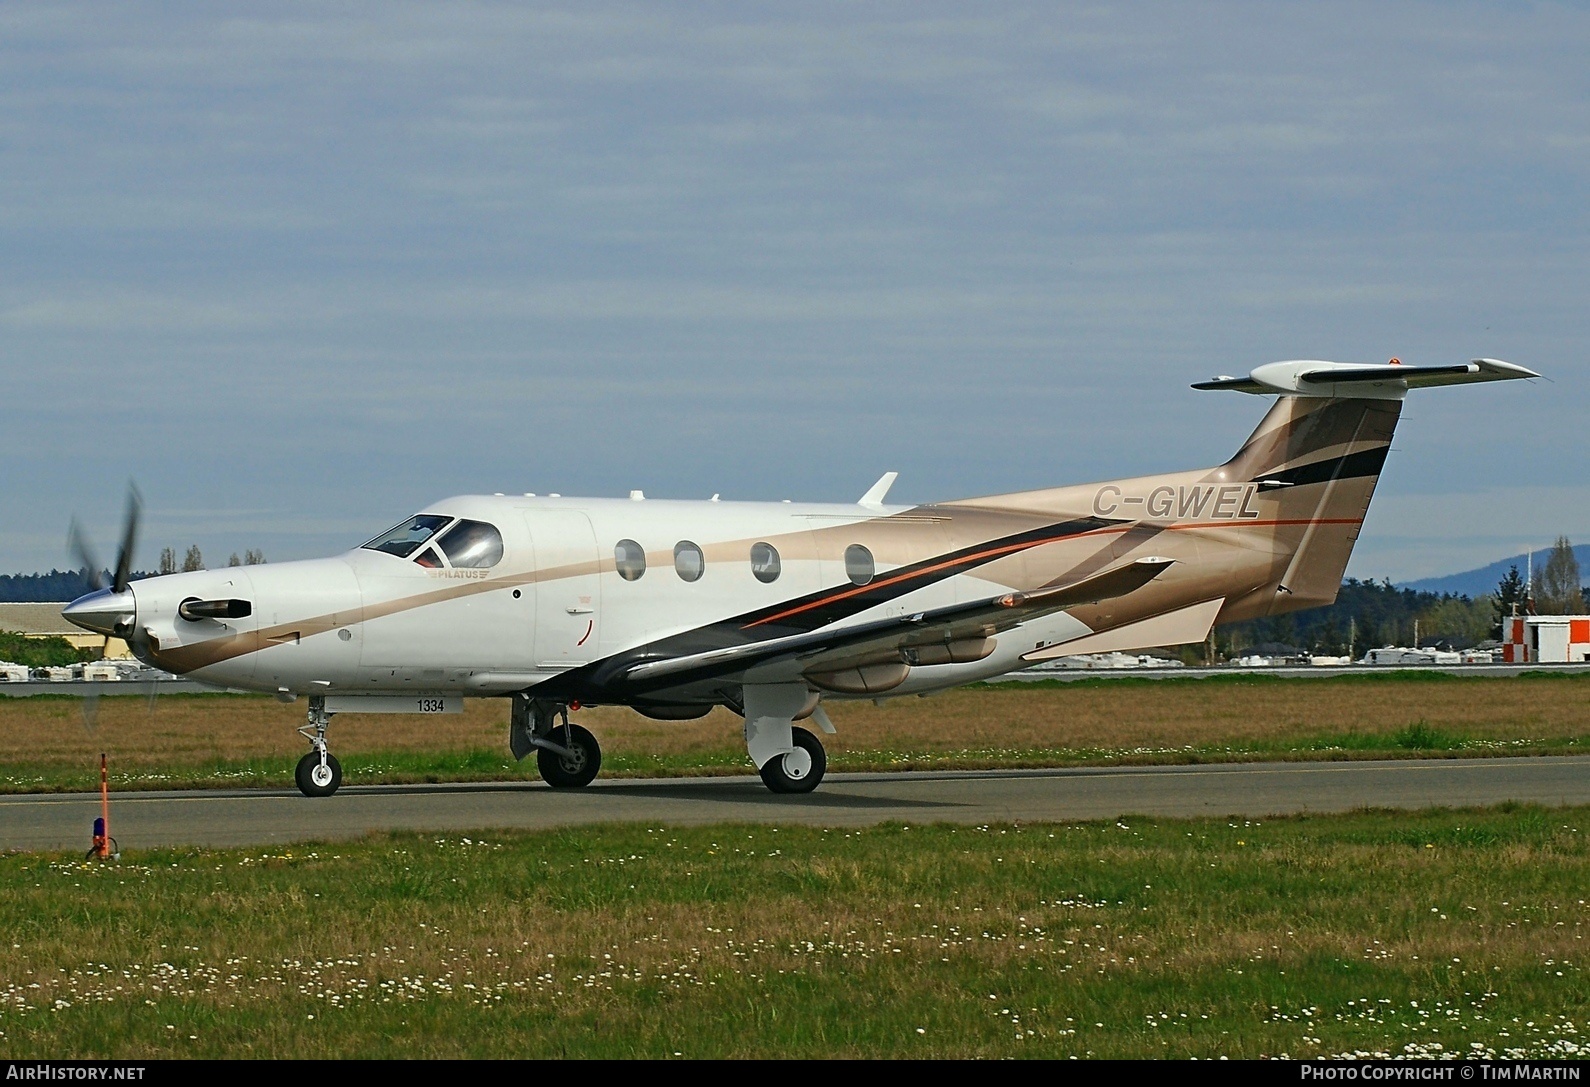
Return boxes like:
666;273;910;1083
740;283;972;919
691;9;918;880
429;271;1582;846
1;671;1588;793
3;807;1589;1058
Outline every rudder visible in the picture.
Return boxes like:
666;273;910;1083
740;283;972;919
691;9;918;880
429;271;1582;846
1222;395;1402;613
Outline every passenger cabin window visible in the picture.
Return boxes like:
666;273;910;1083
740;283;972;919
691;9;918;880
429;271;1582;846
845;544;875;586
750;542;781;583
674;541;704;582
615;539;646;581
437;519;504;569
362;514;452;558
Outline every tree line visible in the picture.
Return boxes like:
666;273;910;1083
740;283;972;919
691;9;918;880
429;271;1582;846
154;546;265;574
1220;536;1585;657
0;547;267;601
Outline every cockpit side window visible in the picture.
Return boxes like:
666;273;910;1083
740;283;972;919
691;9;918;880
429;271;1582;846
362;514;453;558
436;519;504;569
413;546;444;569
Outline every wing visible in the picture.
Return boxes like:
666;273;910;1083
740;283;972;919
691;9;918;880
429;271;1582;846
610;556;1173;697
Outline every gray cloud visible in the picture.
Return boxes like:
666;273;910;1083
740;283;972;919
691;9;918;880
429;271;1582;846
2;2;1584;581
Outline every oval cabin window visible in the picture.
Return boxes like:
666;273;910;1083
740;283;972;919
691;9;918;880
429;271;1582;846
750;542;781;584
844;543;875;586
674;541;705;582
614;539;647;582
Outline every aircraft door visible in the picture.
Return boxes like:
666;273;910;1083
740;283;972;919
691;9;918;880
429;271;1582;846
526;510;601;670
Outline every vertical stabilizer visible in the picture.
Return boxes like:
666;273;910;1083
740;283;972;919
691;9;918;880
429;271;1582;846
1197;358;1534;617
1220;395;1401;612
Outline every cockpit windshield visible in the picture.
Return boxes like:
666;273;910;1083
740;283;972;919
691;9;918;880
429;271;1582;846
361;514;453;558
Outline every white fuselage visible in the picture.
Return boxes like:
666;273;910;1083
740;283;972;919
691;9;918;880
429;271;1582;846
125;494;1093;701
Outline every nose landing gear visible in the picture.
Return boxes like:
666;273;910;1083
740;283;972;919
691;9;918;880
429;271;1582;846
295;696;343;797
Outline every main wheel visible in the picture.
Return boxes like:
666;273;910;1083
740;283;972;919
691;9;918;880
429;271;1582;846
537;723;601;788
759;727;826;794
295;751;342;797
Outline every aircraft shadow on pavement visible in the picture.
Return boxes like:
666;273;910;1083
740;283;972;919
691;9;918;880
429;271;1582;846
335;778;957;810
595;781;958;811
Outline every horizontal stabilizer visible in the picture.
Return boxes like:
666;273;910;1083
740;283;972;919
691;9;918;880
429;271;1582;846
1194;358;1538;398
1023;598;1224;662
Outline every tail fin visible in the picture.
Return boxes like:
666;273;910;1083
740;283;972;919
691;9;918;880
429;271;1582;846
1201;358;1537;613
1223;395;1401;610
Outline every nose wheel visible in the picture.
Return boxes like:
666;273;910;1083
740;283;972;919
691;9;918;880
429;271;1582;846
295;751;343;797
294;696;343;797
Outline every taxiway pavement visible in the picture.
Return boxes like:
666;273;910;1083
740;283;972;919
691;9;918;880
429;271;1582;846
5;756;1590;851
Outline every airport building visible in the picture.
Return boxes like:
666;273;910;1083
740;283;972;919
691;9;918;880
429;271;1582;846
0;602;132;658
1501;615;1590;664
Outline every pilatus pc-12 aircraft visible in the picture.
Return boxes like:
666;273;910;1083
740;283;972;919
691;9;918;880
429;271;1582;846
64;358;1536;797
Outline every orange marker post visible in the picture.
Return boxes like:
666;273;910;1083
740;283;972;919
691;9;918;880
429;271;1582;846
90;753;110;859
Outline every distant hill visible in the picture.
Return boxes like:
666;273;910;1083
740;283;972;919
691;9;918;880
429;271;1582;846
1401;546;1590;598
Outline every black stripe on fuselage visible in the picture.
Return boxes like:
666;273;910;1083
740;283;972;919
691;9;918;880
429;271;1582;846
538;514;1121;701
729;515;1121;636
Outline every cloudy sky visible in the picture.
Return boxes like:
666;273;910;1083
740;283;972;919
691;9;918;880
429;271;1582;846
2;2;1585;581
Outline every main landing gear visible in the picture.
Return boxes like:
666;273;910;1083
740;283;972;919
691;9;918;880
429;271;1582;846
295;696;343;797
537;723;601;787
759;727;826;794
510;697;602;788
504;687;831;795
742;683;830;794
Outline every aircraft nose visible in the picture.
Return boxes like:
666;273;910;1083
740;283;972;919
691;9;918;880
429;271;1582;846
62;587;136;638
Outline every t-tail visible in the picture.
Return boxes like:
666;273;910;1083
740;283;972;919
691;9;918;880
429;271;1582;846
1198;358;1538;618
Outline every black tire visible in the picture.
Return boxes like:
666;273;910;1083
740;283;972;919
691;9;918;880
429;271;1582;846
295;751;342;797
759;727;826;794
537;723;601;788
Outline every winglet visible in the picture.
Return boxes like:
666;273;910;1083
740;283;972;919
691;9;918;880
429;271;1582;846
859;472;898;507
